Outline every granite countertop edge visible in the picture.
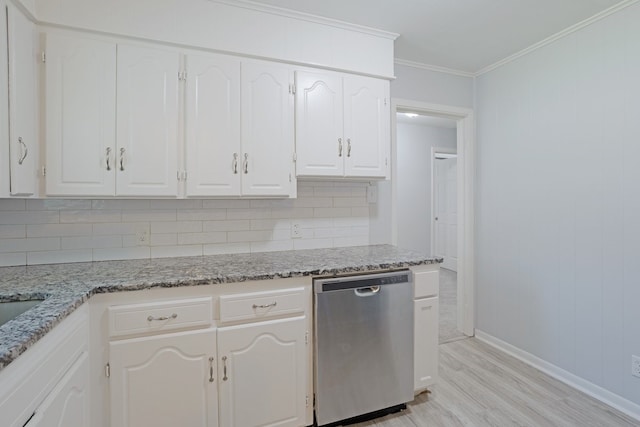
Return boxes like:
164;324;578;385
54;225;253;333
0;245;441;371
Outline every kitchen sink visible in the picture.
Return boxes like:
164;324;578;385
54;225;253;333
0;300;44;327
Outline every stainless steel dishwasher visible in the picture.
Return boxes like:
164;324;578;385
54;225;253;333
314;270;414;426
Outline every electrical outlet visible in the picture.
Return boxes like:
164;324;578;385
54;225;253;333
291;222;302;239
632;355;640;378
135;225;150;246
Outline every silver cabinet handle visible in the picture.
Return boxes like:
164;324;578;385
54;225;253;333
17;137;28;165
347;138;351;157
222;356;228;381
338;138;343;157
119;148;125;171
233;153;238;174
106;147;112;171
252;302;277;309
209;357;214;382
243;153;248;174
147;313;177;321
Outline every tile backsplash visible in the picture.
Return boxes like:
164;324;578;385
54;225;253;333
0;181;372;267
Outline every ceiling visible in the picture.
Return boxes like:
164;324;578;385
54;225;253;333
247;0;624;73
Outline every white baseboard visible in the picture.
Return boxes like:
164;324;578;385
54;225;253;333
474;330;640;422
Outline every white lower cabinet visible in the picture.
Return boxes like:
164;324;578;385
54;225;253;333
217;316;307;427
26;352;90;427
109;328;218;427
411;266;440;393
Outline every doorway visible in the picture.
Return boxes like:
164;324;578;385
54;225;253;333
432;148;458;272
391;99;475;338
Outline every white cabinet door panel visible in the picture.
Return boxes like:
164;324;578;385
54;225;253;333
28;352;90;427
109;328;218;427
45;34;116;196
185;53;241;197
414;296;439;391
295;71;343;177
7;3;37;196
343;76;389;178
116;45;179;196
241;61;294;197
218;316;306;427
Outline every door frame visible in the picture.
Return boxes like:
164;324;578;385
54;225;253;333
391;99;475;337
431;147;457;271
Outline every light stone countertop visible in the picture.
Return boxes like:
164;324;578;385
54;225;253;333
0;244;440;371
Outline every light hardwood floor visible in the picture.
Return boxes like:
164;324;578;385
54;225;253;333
351;338;639;426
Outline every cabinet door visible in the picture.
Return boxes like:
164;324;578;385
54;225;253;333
6;3;37;196
294;71;344;177
241;61;294;197
218;316;307;427
26;352;90;427
116;44;180;197
45;33;116;196
109;328;218;427
185;53;241;197
343;75;389;178
0;4;9;196
414;296;439;391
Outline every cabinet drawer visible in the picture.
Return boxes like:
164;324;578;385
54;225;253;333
219;287;305;324
414;269;439;298
108;297;213;338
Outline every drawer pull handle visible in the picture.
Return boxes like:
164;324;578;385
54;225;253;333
222;356;228;381
209;357;214;382
252;302;277;309
147;313;178;322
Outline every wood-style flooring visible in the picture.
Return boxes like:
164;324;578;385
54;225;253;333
351;338;639;426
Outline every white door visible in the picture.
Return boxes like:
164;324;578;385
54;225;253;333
28;353;90;427
294;71;344;177
185;53;241;197
0;4;9;197
218;316;307;427
109;328;218;427
116;44;180;197
343;75;389;178
434;156;458;271
7;2;37;196
45;33;117;196
241;61;294;197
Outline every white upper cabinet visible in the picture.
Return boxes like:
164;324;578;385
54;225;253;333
184;53;241;197
241;61;295;197
116;44;180;197
6;2;38;196
343;75;389;178
45;33;116;196
295;71;390;179
294;71;343;177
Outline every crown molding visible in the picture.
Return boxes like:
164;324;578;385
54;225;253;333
394;58;475;78
476;0;640;76
210;0;399;40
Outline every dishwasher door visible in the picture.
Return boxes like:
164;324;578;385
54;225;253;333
314;270;414;426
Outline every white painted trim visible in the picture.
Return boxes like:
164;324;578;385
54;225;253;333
212;0;399;40
391;99;475;337
475;330;640;422
476;0;640;76
394;58;475;78
430;146;457;261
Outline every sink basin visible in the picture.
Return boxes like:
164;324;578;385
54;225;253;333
0;300;44;327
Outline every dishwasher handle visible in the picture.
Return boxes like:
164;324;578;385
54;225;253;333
354;286;380;297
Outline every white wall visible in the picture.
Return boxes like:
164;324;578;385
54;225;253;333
392;64;474;108
0;181;372;266
396;120;456;255
476;2;640;408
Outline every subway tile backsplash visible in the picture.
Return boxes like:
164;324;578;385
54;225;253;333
0;181;372;267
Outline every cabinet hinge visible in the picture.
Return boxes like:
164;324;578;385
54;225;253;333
384;97;388;106
289;173;292;183
41;166;46;177
289;83;296;95
305;331;309;345
385;158;388;167
306;395;310;407
41;51;46;63
105;363;110;378
292;152;297;162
